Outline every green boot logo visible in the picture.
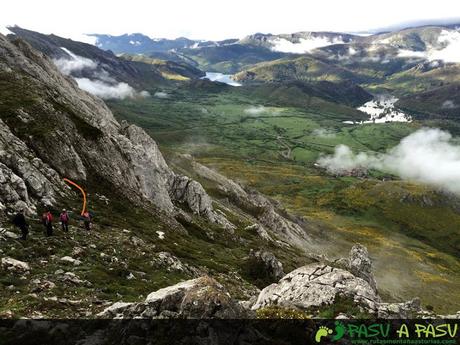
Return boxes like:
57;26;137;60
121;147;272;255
315;326;333;343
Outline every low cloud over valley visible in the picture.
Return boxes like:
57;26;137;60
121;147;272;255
317;128;460;194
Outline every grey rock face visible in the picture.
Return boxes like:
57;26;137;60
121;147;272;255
347;244;377;291
258;205;309;248
0;120;65;212
169;175;213;217
252;263;380;311
169;174;235;229
98;276;250;318
191;160;248;200
248;250;285;281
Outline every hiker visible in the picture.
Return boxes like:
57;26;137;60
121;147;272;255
60;209;70;232
12;209;29;240
42;210;53;236
82;210;92;231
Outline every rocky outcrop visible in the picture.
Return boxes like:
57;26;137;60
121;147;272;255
251;263;380;311
376;298;423;319
98;276;250;318
347;244;377;291
248;249;285;281
0;34;231;228
168;174;234;229
258;205;309;248
0;120;66;213
250;245;439;318
244;223;273;242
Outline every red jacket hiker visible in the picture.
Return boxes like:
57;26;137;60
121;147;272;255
60;209;70;232
42;211;53;236
42;211;53;224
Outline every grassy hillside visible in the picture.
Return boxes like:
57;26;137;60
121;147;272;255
397;83;460;119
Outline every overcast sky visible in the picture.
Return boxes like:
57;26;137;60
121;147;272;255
1;0;460;40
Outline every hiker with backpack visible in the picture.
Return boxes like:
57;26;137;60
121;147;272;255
82;210;92;231
60;209;70;232
42;210;53;236
12;209;29;240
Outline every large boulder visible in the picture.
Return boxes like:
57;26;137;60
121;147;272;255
98;276;250;319
251;263;380;311
1;257;30;273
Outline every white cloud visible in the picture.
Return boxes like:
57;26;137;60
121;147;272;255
429;30;460;63
312;128;336;138
397;29;460;63
52;48;148;100
244;105;266;115
317;128;460;194
53;47;97;75
75;78;137;99
356;97;412;123
397;49;427;59
71;34;98;45
271;36;346;53
154;91;169;98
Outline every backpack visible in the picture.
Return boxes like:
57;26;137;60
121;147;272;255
60;212;69;222
42;212;52;225
42;213;49;225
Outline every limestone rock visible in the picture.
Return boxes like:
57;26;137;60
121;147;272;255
376;298;423;318
169;175;234;230
57;271;90;286
245;224;273;242
252;263;380;311
31;279;56;292
1;257;30;273
0;228;18;240
347;244;377;291
98;276;249;318
248;250;285;281
60;256;81;266
151;252;201;277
